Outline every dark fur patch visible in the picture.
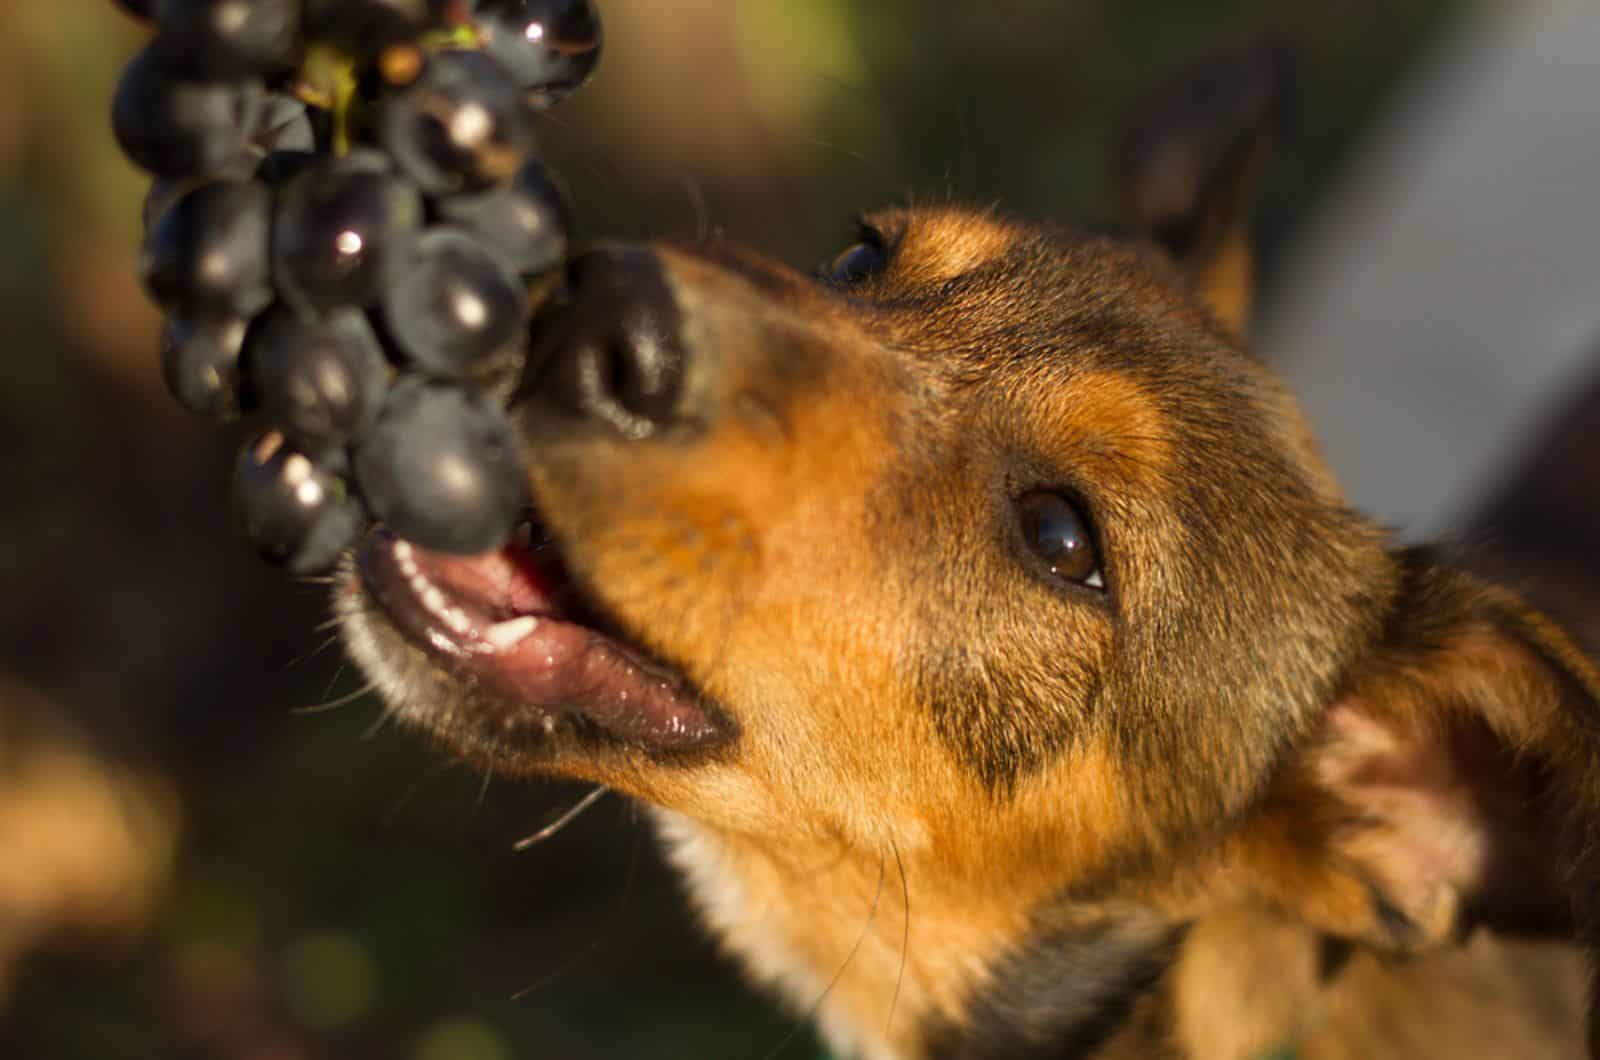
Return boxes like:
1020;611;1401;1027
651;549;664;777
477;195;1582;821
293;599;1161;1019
924;916;1181;1060
916;646;1100;793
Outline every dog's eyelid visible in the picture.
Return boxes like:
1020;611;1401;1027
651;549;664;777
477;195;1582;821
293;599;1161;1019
850;211;899;247
852;219;893;251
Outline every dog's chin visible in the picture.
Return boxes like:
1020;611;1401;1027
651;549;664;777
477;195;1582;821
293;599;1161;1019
335;519;736;774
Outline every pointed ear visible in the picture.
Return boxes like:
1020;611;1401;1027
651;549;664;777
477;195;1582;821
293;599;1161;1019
1227;548;1600;969
1114;39;1293;338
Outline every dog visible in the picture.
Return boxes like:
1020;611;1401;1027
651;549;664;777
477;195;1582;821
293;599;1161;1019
338;42;1600;1059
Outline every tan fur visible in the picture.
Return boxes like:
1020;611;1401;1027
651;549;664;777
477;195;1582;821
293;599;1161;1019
1192;228;1254;337
888;210;1026;288
1016;371;1175;491
1168;907;1584;1060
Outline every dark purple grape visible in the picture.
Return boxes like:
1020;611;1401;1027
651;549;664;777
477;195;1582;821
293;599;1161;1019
253;98;318;185
378;49;535;195
141;96;309;229
305;0;439;55
143;180;185;233
473;0;601;107
112;45;263;179
141;179;274;317
436;158;568;276
381;227;525;375
257;94;316;153
113;0;156;21
257;148;316;188
248;308;391;449
142;155;260;232
155;0;302;81
161;314;250;418
233;431;367;573
273;150;424;312
354;378;525;554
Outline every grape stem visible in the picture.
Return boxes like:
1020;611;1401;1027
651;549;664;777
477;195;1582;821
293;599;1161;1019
420;25;485;52
292;26;485;158
294;43;358;154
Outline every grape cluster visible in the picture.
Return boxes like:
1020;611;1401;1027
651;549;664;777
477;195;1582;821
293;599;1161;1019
111;0;602;571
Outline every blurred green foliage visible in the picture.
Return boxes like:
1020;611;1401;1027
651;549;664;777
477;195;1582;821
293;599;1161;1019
0;1;1462;1057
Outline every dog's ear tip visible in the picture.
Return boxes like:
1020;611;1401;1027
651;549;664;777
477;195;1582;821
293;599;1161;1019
1114;37;1300;337
1115;36;1298;225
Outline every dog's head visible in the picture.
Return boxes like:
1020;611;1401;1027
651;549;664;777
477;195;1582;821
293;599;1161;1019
340;43;1600;1059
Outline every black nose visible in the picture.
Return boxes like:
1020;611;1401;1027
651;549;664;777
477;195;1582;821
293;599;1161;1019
529;244;689;439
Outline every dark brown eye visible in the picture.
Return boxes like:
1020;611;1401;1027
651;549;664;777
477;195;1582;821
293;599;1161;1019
821;239;885;286
1017;491;1104;590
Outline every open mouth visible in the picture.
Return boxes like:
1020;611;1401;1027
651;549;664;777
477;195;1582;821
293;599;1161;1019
355;518;731;752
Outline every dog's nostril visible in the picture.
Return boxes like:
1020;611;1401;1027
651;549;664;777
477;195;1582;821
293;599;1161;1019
610;324;682;416
541;245;690;437
594;337;624;399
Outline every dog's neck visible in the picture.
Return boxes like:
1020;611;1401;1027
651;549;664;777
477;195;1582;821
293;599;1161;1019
652;809;1208;1060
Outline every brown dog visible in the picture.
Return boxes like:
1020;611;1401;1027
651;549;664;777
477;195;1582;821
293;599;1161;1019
339;44;1600;1059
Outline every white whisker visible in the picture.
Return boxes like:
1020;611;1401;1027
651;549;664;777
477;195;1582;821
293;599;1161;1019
513;785;611;851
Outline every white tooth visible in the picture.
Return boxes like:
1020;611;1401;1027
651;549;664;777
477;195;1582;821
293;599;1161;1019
395;540;422;579
483;615;539;650
422;586;448;614
541;715;556;735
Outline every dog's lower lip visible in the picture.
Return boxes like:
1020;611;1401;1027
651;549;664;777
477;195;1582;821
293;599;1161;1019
356;528;729;751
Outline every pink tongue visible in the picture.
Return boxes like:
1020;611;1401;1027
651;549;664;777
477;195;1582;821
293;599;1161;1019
480;612;725;748
401;539;725;749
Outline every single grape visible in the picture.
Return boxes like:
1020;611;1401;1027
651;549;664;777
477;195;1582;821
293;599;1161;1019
354;378;525;554
378;49;535;196
381;227;526;375
472;0;602;107
273;150;424;312
141;179;274;317
248;307;391;450
155;0;303;82
112;45;263;179
233;431;367;573
161;314;250;418
436;157;568;276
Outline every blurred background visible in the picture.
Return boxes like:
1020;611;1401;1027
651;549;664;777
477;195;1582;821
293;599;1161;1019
2;0;1597;1057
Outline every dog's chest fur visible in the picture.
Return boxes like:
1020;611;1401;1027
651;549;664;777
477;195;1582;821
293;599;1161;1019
654;808;910;1060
